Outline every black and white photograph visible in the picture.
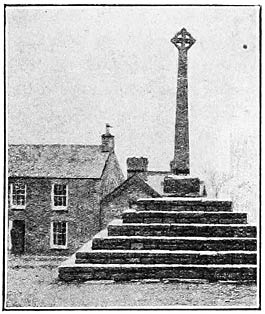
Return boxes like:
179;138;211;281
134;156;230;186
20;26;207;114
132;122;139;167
3;3;261;309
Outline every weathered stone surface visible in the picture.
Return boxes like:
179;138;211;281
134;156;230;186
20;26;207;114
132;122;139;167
92;237;256;251
122;211;248;224
170;28;196;175
58;264;257;282
75;251;257;265
107;224;256;238
126;157;148;179
163;176;200;196
135;198;232;212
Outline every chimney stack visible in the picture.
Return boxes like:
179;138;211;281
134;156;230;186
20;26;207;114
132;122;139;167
127;157;148;180
101;124;115;152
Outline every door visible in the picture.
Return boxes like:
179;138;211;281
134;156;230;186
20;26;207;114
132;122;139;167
11;220;25;254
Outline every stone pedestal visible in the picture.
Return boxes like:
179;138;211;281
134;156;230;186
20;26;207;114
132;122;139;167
163;175;201;196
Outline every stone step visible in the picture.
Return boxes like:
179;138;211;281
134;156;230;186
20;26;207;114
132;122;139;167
59;263;257;282
122;211;248;224
92;236;257;251
75;250;257;265
135;198;232;212
107;223;256;238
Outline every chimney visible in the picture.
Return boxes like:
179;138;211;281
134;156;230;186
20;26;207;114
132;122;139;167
101;124;115;152
127;157;148;180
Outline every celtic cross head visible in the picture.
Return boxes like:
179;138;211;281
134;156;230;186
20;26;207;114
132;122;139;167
171;28;196;51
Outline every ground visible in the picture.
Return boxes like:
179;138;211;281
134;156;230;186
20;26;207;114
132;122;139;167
5;255;258;309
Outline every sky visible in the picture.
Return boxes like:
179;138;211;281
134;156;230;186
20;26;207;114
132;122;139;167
6;6;260;179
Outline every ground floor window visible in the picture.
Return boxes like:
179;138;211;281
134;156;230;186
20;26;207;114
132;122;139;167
50;221;68;249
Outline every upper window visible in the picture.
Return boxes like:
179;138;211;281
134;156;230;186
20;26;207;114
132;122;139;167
50;221;68;249
10;183;26;209
52;184;68;210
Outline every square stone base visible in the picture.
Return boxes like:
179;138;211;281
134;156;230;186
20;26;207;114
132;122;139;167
163;175;201;196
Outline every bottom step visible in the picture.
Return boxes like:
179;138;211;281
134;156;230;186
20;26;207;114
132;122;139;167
59;264;257;282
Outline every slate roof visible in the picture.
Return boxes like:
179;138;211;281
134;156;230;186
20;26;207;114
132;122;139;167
8;144;110;178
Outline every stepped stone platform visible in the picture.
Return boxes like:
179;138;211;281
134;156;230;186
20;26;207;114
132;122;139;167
59;197;257;282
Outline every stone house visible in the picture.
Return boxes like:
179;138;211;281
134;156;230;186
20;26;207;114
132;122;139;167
8;126;124;255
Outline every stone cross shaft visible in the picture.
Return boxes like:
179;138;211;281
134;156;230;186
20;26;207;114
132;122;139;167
170;28;195;175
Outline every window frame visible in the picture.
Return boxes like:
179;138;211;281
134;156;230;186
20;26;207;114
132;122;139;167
10;182;27;210
51;183;68;210
50;221;68;249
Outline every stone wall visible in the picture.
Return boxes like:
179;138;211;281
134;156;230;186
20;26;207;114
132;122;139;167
8;177;102;255
100;152;124;197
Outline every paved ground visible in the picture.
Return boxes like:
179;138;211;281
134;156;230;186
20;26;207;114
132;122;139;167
5;256;258;309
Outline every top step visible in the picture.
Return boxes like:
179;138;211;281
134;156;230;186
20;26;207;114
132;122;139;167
134;197;232;212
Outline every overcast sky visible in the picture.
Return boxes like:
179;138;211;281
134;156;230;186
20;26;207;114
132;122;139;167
6;6;259;177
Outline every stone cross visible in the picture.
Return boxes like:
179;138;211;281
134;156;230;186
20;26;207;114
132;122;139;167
170;28;195;175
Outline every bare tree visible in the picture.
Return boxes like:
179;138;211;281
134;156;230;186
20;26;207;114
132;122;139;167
203;168;233;198
202;136;257;200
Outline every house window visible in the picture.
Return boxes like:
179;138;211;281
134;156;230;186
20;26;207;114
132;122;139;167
50;221;68;249
52;184;68;209
10;182;26;209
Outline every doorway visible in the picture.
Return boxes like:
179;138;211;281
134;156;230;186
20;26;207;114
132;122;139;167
10;220;25;254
